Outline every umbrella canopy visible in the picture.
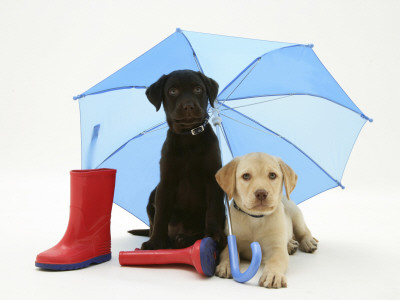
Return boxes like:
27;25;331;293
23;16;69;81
75;29;371;225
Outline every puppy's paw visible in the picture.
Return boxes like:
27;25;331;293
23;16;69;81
287;239;299;255
259;271;287;289
205;229;227;251
172;234;197;249
141;238;169;250
215;261;232;279
299;236;318;253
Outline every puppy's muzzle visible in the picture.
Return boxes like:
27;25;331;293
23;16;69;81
175;101;203;120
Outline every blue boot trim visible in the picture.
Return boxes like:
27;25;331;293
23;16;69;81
199;237;217;277
35;253;111;271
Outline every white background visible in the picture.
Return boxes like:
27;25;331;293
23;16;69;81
1;0;399;299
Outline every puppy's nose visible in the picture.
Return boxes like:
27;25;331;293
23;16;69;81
183;103;194;111
255;189;268;201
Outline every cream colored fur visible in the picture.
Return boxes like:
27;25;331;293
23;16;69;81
215;152;318;288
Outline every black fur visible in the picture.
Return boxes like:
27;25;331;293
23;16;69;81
130;70;226;251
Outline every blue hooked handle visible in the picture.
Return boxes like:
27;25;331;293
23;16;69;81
227;235;262;283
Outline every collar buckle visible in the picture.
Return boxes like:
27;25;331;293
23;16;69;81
191;125;205;135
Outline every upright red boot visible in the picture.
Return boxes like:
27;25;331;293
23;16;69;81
35;168;117;270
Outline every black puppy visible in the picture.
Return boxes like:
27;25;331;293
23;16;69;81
130;70;226;251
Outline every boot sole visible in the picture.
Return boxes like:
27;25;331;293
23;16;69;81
35;253;111;271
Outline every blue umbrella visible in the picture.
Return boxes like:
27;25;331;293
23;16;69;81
74;29;371;281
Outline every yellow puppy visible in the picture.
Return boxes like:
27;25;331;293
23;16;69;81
215;152;318;288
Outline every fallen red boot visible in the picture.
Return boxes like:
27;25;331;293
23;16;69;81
35;168;117;270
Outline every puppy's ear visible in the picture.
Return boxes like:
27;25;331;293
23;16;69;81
146;75;168;111
278;158;298;201
215;158;239;200
197;72;219;108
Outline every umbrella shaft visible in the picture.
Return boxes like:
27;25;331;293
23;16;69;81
214;119;234;237
225;195;233;236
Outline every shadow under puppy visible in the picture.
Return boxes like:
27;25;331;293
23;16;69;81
215;152;318;288
130;70;226;251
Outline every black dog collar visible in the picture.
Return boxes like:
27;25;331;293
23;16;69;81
179;116;209;136
233;200;265;218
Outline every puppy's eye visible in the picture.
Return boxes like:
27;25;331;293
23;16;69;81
193;86;202;94
168;88;179;96
242;173;251;181
269;172;277;180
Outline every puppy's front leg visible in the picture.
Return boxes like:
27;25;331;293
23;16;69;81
284;199;318;253
141;182;176;250
259;245;289;289
205;180;226;250
215;245;233;278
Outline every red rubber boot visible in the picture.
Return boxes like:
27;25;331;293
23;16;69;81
35;168;117;270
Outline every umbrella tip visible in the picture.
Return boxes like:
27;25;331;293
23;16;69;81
361;114;373;122
305;44;314;48
73;94;86;100
176;28;182;33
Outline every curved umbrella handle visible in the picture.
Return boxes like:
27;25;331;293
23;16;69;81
227;235;262;283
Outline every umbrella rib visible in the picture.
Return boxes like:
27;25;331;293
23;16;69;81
220;103;344;189
220;113;279;138
222;93;372;122
179;30;205;73
214;42;371;122
220;95;293;111
75;30;180;100
95;121;168;168
73;86;147;100
217;44;311;105
220;57;262;107
220;122;235;158
217;57;261;107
